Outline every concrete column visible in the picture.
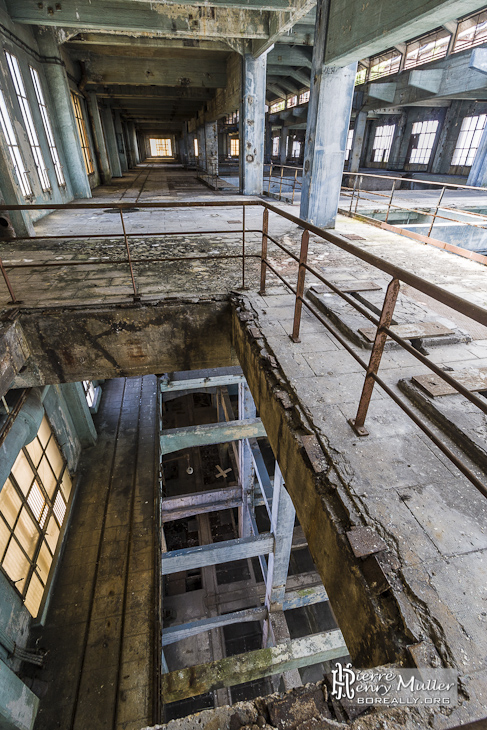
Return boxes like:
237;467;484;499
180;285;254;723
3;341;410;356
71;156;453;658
113;110;128;172
34;27;92;199
122;124;133;169
0;390;44;490
100;104;122;178
128;123;140;165
178;134;188;166
300;0;356;228
264;121;273;164
467;123;487;186
86;92;111;184
205;121;218;176
60;382;97;448
349;110;367;173
239;51;267;195
279;127;289;166
197;126;206;169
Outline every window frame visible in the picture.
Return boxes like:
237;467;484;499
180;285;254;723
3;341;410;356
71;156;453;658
0;86;32;198
29;65;65;187
0;414;73;618
5;51;51;192
451;114;487;168
408;119;439;165
71;92;94;175
372;124;396;163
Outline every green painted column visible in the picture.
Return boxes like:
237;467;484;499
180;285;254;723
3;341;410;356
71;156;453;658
0;660;39;730
86;92;112;184
0;389;44;491
100;103;122;178
34;28;92;199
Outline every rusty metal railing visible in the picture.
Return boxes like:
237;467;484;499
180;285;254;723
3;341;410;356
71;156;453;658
341;171;487;265
265;163;303;203
2;198;487;499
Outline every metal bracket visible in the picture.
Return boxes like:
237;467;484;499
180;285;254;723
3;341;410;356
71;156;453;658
348;418;369;437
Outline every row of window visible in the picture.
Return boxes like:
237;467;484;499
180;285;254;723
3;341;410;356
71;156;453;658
367;114;486;167
269;7;487;114
356;7;487;84
0;50;94;198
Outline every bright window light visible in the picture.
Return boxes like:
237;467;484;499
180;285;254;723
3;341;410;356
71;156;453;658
372;124;395;163
453;9;487;53
5;52;50;191
345;128;354;161
287;95;297;108
404;29;450;70
298;90;310;105
272;137;279;156
71;93;94;175
150;138;172;156
452;115;487;167
409;120;439;165
0;415;71;617
292;140;301;158
0;87;32;197
29;66;65;186
194;138;199;157
369;49;401;80
270;100;285;114
230;138;239;157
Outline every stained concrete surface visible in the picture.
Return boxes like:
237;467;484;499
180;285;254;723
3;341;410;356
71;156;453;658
30;376;158;730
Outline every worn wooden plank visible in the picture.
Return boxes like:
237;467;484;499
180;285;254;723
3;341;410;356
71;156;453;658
161;533;274;575
359;321;454;343
160;374;245;393
160;418;267;455
162;606;268;646
162;630;347;702
412;367;487;397
161;486;241;522
249;437;273;515
283;585;329;610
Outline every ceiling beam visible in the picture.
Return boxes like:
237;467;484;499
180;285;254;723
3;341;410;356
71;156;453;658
267;76;300;93
66;33;231;52
71;0;305;9
79;54;226;87
252;0;317;56
91;85;214;101
287;68;311;86
7;0;269;40
267;45;313;68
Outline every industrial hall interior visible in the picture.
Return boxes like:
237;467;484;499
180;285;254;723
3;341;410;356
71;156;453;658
4;0;487;729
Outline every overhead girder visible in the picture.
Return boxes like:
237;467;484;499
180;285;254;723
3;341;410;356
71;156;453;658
91;85;215;101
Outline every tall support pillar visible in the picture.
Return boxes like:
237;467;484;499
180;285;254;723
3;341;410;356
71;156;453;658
264;121;273;164
239;51;267;195
86;92;112;184
113;110;128;172
34;27;91;199
179;134;188;166
100;104;122;178
279;127;289;166
467;123;487;187
197;126;206;170
300;0;356;228
238;383;256;538
263;462;301;690
349;110;367;173
205;121;218;176
128;122;140;166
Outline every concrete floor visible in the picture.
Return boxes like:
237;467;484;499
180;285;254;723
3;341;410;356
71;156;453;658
5;162;487;727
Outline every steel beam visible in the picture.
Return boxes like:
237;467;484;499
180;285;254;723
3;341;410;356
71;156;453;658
161;533;274;575
283;585;329;610
160;374;245;393
162;606;267;646
160;418;267;455
161;630;348;702
161;486;241;523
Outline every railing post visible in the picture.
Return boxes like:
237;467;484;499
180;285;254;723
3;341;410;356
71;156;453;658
0;257;18;304
349;277;400;436
349;175;357;213
427;186;445;238
354;175;362;213
119;208;140;302
259;207;269;296
241;205;246;290
292;168;298;204
385;180;396;223
291;228;310;343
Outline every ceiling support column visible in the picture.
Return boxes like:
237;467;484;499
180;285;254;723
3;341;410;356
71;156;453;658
467;123;487;187
127;122;140;166
240;51;267;195
349;109;367;174
300;0;356;228
100;103;122;178
205;120;218;178
86;92;112;184
113;110;128;172
34;28;92;199
279;126;289;166
197;125;206;171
